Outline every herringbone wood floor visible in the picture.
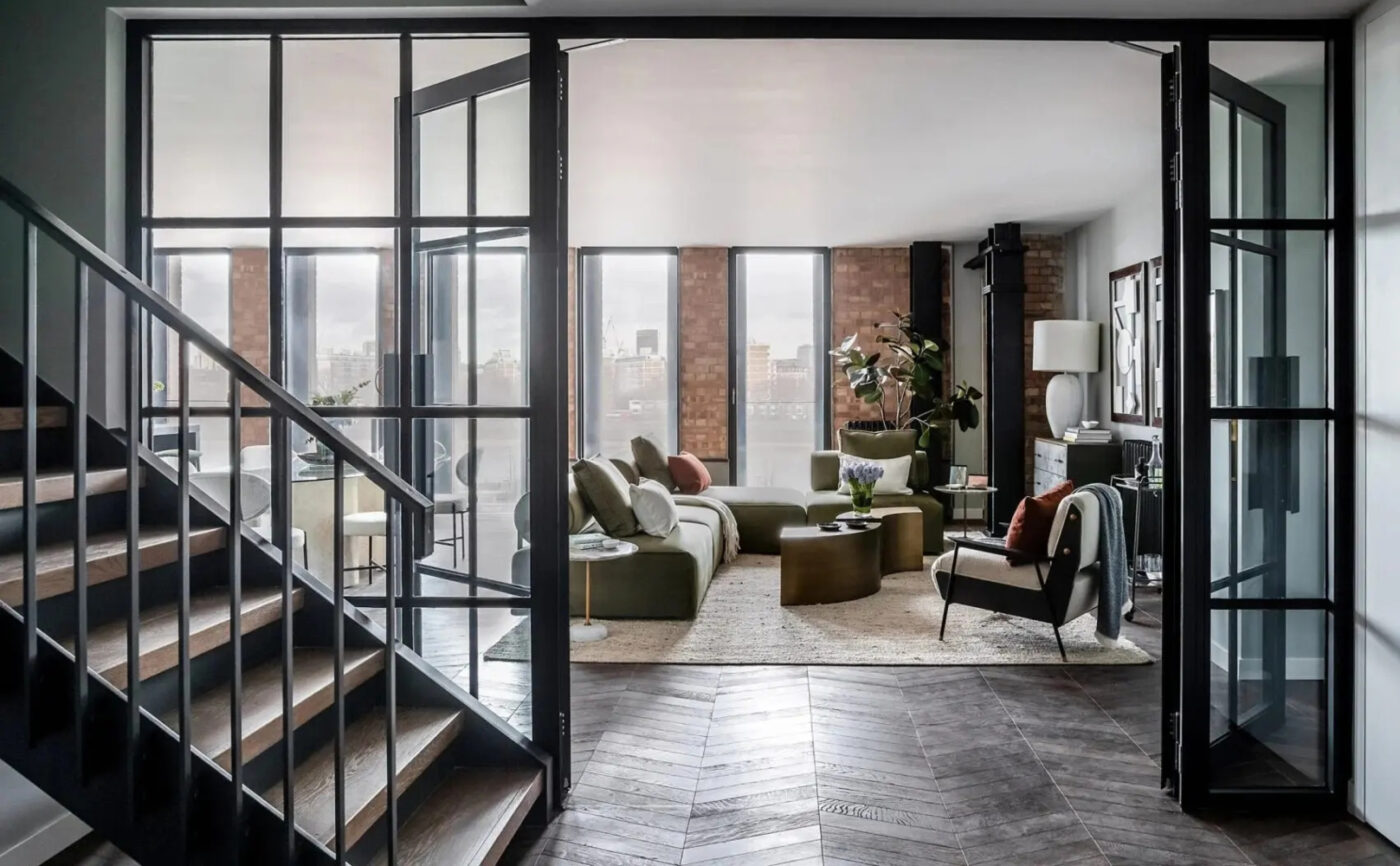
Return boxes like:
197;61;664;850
495;593;1400;866
48;591;1400;866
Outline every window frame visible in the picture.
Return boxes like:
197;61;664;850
575;246;681;459
727;246;832;486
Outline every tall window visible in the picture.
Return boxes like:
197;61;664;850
578;249;679;457
732;249;830;488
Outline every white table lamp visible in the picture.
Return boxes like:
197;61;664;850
1032;320;1101;439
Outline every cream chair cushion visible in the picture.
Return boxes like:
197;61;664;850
930;548;1045;592
344;511;387;537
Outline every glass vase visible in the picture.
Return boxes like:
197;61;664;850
849;482;875;514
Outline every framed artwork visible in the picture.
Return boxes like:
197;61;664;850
1109;263;1148;425
1147;256;1165;427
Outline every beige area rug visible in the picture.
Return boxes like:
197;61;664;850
487;554;1151;666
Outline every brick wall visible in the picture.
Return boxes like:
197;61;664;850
1023;234;1067;484
677;248;729;459
230;248;270;446
830;247;912;436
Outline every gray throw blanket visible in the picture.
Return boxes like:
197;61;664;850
1080;483;1129;645
674;494;741;564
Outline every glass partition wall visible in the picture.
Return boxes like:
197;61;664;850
1171;35;1352;810
132;30;570;788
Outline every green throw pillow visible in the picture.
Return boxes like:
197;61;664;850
571;456;639;538
838;428;926;489
630;435;675;490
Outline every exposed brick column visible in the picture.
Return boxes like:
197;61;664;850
567;248;577;460
230;247;270;446
830;247;911;437
1022;234;1067;485
678;248;729;460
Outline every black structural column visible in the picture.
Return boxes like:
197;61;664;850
910;241;947;487
972;223;1025;532
528;37;570;811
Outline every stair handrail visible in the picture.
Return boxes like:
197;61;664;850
0;176;431;516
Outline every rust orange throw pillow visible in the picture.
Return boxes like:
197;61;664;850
1005;480;1074;558
667;451;712;494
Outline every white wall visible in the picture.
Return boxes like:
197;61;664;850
1355;0;1400;844
1064;174;1162;444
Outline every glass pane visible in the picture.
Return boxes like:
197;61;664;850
1209;420;1328;599
413;37;529;88
738;251;823;488
149;229;270;474
1208;231;1328;409
151;40;270;217
1208;608;1328;788
283;39;398;217
580;251;677;456
290;418;396;583
1210;97;1231;220
284;228;396;408
414;38;529;217
418;229;529;407
1210;41;1328;220
418;101;472;217
476;83;529;217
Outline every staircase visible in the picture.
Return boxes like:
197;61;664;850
0;178;551;865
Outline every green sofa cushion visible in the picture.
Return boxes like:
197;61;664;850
700;486;807;554
571;457;639;537
836;429;930;489
630;435;675;490
806;489;946;555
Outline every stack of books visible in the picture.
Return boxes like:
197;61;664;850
569;532;613;551
1064;426;1112;443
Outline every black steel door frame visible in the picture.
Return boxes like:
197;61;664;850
125;16;1354;817
1171;35;1355;812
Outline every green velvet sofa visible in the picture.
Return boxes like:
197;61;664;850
509;453;943;619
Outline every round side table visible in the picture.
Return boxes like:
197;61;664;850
569;540;638;643
933;485;998;538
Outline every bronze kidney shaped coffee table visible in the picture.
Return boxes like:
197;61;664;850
779;523;882;606
836;507;924;574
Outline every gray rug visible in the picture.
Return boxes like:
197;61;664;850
485;554;1151;666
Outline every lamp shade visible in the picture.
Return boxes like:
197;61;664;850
1032;320;1100;373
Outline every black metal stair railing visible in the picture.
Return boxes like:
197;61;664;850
0;175;432;865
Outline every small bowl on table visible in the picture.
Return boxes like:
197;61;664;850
818;522;843;532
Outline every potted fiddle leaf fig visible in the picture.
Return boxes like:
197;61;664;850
830;312;983;448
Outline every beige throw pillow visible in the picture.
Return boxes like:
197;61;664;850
630;478;679;538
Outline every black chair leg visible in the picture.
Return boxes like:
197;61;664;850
938;575;956;641
939;548;961;641
1036;573;1068;662
1050;621;1067;662
451;512;459;568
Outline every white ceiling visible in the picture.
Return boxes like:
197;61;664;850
150;36;1325;247
132;0;1367;19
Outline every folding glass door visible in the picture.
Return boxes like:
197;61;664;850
1170;36;1351;810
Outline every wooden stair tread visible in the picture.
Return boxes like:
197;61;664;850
265;706;463;850
372;767;543;866
168;647;383;769
0;527;225;606
0;467;137;510
75;586;302;689
0;406;67;431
